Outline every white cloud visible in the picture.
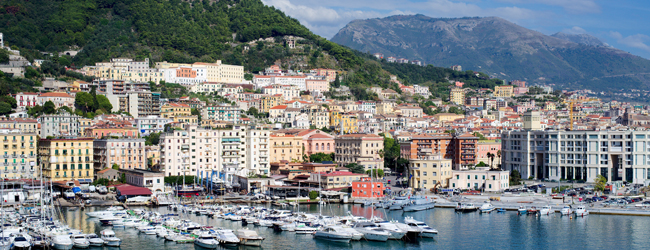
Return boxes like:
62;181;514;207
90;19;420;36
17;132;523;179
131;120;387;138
609;31;650;52
497;0;600;14
561;26;587;34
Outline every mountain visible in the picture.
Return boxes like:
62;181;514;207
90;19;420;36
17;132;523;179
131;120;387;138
551;32;607;47
331;14;650;90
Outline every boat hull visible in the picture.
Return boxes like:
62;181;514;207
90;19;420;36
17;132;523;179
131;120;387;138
314;233;352;243
194;241;219;249
103;240;121;247
239;238;264;246
52;243;73;250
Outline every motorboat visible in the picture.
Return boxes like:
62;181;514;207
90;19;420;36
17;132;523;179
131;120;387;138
71;234;90;248
517;206;527;215
294;224;318;234
99;216;124;226
404;217;437;237
338;226;364;241
51;235;73;250
575;206;589;216
314;226;354;243
560;206;572;216
85;207;124;217
137;225;156;235
100;229;121;247
63;191;75;199
402;197;436;212
479;203;495;213
194;234;219;249
455;203;478;213
375;221;407;240
213;229;240;246
86;234;105;247
12;234;31;250
540;206;553;215
156;227;170;238
352;222;391;242
31;235;47;249
236;229;265;246
278;222;296;232
527;207;539;215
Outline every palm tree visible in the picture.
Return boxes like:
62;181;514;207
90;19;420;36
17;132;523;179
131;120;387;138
487;152;495;169
496;150;502;170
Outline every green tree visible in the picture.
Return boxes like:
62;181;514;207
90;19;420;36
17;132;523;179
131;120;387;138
96;95;113;112
510;169;522;186
366;169;384;178
308;191;319;200
345;163;365;174
476;161;488;167
594;175;607;192
75;92;95;112
0;49;8;64
144;132;161;146
191;108;201;122
0;102;11;116
0;96;16;109
27;105;44;117
112;163;119;170
309;152;333;162
473;132;487;140
58;106;73;114
43;101;56;114
93;178;110;186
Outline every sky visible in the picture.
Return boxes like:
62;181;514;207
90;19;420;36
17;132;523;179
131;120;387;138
262;0;650;59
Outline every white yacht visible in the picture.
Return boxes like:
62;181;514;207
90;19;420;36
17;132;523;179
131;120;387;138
85;207;125;218
71;234;90;248
194;234;219;249
540;206;553;215
236;229;265;246
314;226;354;243
51;235;73;250
560;206;572;216
575;206;589;216
100;229;122;247
294;223;318;234
213;229;240;246
0;235;11;250
338;226;364;241
480;203;495;213
404;217;438;238
375;221;407;240
353;222;391;242
85;234;104;247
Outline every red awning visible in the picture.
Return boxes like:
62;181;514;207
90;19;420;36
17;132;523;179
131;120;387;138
115;184;152;196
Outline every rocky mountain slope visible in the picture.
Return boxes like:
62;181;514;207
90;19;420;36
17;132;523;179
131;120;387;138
332;14;650;90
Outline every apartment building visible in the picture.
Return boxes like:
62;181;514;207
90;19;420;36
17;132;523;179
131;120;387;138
262;84;300;101
13;92;38;111
161;103;191;119
160;125;269;181
449;88;465;105
494;85;514;98
202;105;241;123
334;134;384;171
0;130;37;178
135;116;172;136
395;105;424;118
269;132;303;163
400;133;478;170
39;112;81;138
93;138;146;171
453;133;479;170
259;95;283;113
38;138;94;181
305;79;329;95
309;171;367;189
330;111;358;134
115;91;161;117
0;118;38;134
409;155;453;190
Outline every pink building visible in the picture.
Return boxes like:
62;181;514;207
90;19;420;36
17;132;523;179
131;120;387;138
13;92;39;110
274;129;335;157
305;79;329;95
511;80;526;88
514;87;529;96
476;140;501;167
455;81;465;88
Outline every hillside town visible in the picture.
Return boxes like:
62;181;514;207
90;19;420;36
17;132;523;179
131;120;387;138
2;30;649;200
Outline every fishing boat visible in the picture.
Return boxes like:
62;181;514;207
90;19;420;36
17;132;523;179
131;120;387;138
527;206;539;215
455;203;478;213
540;206;553;215
314;226;354;243
236;229;265;246
575;206;589;217
479;203;495;213
497;208;507;213
560;206;572;216
517;205;527;215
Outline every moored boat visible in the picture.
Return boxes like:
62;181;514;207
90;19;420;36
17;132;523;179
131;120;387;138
236;229;264;246
455;203;478;213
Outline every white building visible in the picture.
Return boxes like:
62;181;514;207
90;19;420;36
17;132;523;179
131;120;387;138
202;104;241;123
448;168;510;192
160;125;270;183
135;116;172;136
254;75;306;90
262;84;300;101
413;84;431;98
123;169;165;192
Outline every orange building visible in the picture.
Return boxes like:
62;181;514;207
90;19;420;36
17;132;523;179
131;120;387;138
352;177;386;198
452;133;479;169
400;133;478;170
176;67;197;78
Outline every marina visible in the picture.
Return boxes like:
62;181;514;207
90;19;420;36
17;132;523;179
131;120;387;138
48;201;650;250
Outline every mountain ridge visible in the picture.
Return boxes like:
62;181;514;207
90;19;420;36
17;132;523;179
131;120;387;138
331;14;650;90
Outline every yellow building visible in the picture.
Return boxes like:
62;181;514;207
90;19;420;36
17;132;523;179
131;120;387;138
449;88;465;105
433;113;465;122
0;130;37;179
269;132;303;163
38;138;94;181
330;111;358;134
260;95;283;113
409;155;453;190
376;102;396;115
494;85;514;98
161;103;192;119
173;115;199;125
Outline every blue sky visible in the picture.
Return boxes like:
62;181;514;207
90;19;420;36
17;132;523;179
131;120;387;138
263;0;650;59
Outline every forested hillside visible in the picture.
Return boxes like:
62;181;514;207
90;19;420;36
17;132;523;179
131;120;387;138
0;0;502;100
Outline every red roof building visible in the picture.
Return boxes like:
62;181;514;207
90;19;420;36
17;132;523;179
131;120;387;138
352;177;386;198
